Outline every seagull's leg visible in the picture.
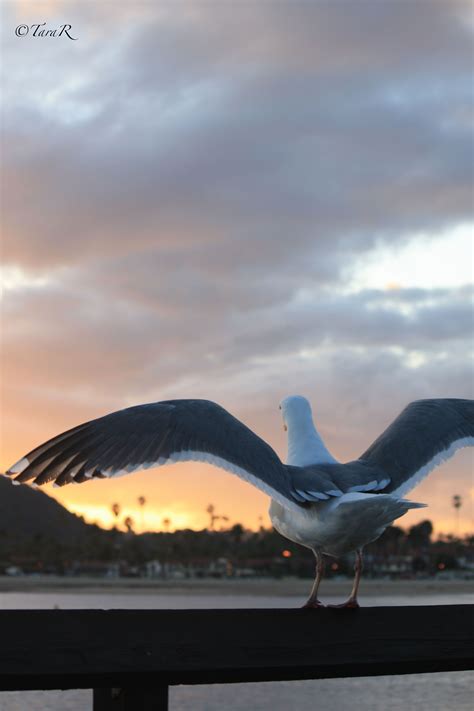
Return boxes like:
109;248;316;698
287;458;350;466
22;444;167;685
302;551;325;609
328;549;363;609
347;548;363;606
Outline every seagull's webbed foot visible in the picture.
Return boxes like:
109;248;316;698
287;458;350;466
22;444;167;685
302;599;325;609
327;597;360;609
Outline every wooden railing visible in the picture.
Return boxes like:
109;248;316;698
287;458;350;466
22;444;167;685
0;606;472;710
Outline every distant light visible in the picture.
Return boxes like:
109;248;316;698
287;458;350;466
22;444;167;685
282;550;292;558
331;562;339;571
438;562;446;570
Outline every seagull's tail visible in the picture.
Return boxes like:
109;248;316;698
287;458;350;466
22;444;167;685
400;499;427;509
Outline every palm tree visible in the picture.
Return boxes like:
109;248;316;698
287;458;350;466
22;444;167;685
452;495;462;537
206;504;216;530
124;516;134;534
138;496;146;531
110;503;122;576
111;503;121;524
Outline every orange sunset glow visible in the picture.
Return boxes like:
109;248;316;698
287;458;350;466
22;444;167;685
1;0;473;540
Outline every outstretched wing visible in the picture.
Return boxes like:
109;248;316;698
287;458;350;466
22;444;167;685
6;399;311;511
358;399;474;497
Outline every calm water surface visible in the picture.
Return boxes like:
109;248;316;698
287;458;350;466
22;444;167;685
0;590;472;711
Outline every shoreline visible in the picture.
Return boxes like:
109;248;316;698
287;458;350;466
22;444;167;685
0;575;472;596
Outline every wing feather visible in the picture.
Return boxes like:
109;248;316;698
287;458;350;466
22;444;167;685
359;399;474;496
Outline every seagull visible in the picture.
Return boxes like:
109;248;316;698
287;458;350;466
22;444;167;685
5;396;473;607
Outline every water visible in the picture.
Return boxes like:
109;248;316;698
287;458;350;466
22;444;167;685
0;588;472;711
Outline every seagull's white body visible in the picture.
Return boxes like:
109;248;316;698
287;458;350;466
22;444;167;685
270;396;419;557
270;493;413;557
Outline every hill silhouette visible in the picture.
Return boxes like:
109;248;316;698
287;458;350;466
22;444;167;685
0;475;100;543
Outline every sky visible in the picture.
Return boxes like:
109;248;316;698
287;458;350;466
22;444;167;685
1;0;473;536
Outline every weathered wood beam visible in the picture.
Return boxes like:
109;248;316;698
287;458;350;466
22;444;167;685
0;606;472;693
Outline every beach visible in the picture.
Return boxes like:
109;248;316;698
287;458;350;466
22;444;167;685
0;574;472;598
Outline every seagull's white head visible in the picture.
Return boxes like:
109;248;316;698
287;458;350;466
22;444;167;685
279;395;313;432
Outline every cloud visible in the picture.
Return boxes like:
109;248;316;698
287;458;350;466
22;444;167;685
3;0;473;270
2;0;472;531
3;276;472;417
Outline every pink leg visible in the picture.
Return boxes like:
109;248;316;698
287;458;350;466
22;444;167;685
328;549;363;609
302;552;325;608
